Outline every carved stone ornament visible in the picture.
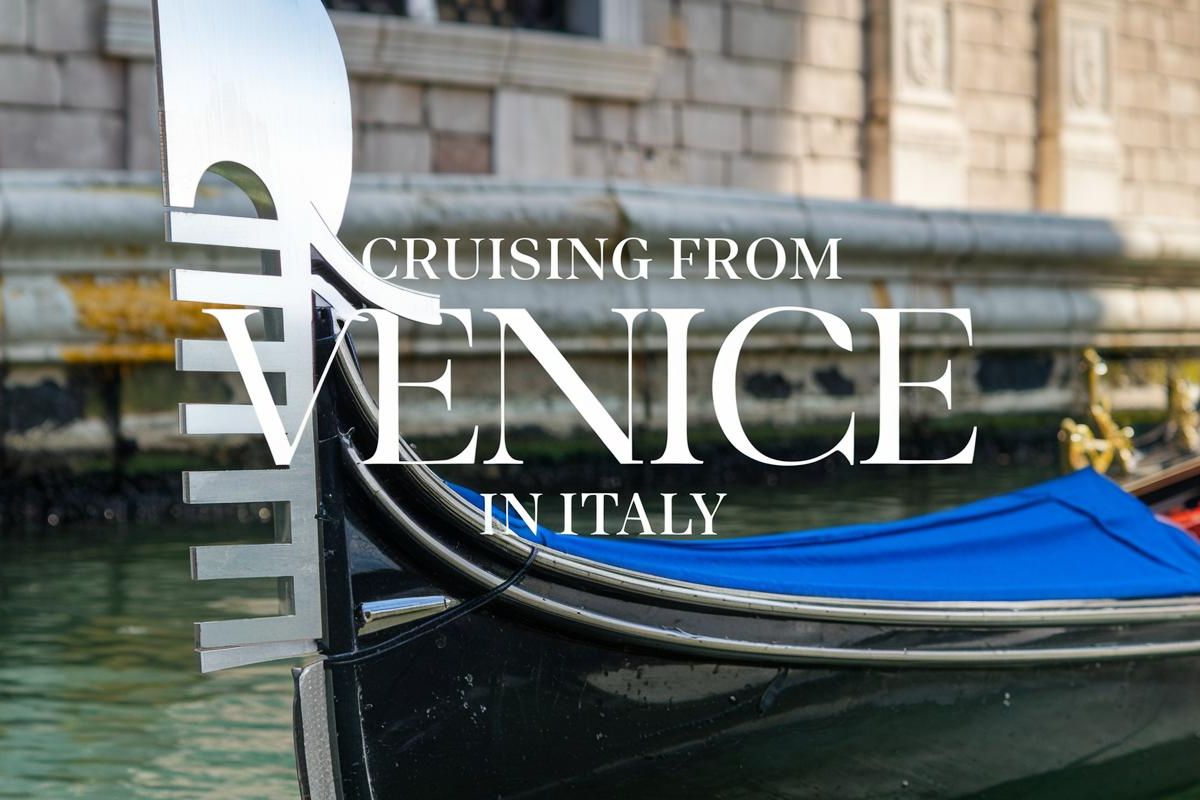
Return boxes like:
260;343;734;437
1036;0;1120;215
1068;25;1107;111
870;0;965;206
903;3;947;90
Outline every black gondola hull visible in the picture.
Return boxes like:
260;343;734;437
305;313;1200;799
342;628;1200;800
315;472;1200;800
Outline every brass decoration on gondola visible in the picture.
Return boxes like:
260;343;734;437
1059;418;1109;474
1166;371;1200;455
1059;348;1138;476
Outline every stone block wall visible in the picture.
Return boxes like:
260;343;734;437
570;0;866;197
0;0;126;169
1;1;1200;218
958;0;1039;210
1115;0;1200;218
354;81;494;174
130;62;497;176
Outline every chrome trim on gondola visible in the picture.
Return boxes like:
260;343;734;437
293;659;339;800
346;441;1200;665
332;342;1200;630
358;595;459;635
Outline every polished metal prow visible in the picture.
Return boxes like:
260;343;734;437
154;0;440;672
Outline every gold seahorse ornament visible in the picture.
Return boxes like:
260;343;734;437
1059;349;1138;476
1166;374;1200;455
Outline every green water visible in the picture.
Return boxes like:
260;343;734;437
4;464;1197;799
0;524;299;799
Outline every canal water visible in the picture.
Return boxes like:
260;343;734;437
3;465;1200;798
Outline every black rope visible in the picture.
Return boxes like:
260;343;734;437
325;547;538;667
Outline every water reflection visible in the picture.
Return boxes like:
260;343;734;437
0;526;299;799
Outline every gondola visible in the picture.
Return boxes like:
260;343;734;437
289;299;1200;800
142;3;1200;796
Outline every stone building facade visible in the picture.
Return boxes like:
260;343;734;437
4;0;1200;475
0;0;1196;218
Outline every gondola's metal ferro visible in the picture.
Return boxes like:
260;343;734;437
153;0;439;672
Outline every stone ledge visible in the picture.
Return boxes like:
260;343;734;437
105;0;663;101
5;170;1200;364
4;170;1197;267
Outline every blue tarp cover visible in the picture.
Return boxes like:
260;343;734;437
451;469;1200;601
